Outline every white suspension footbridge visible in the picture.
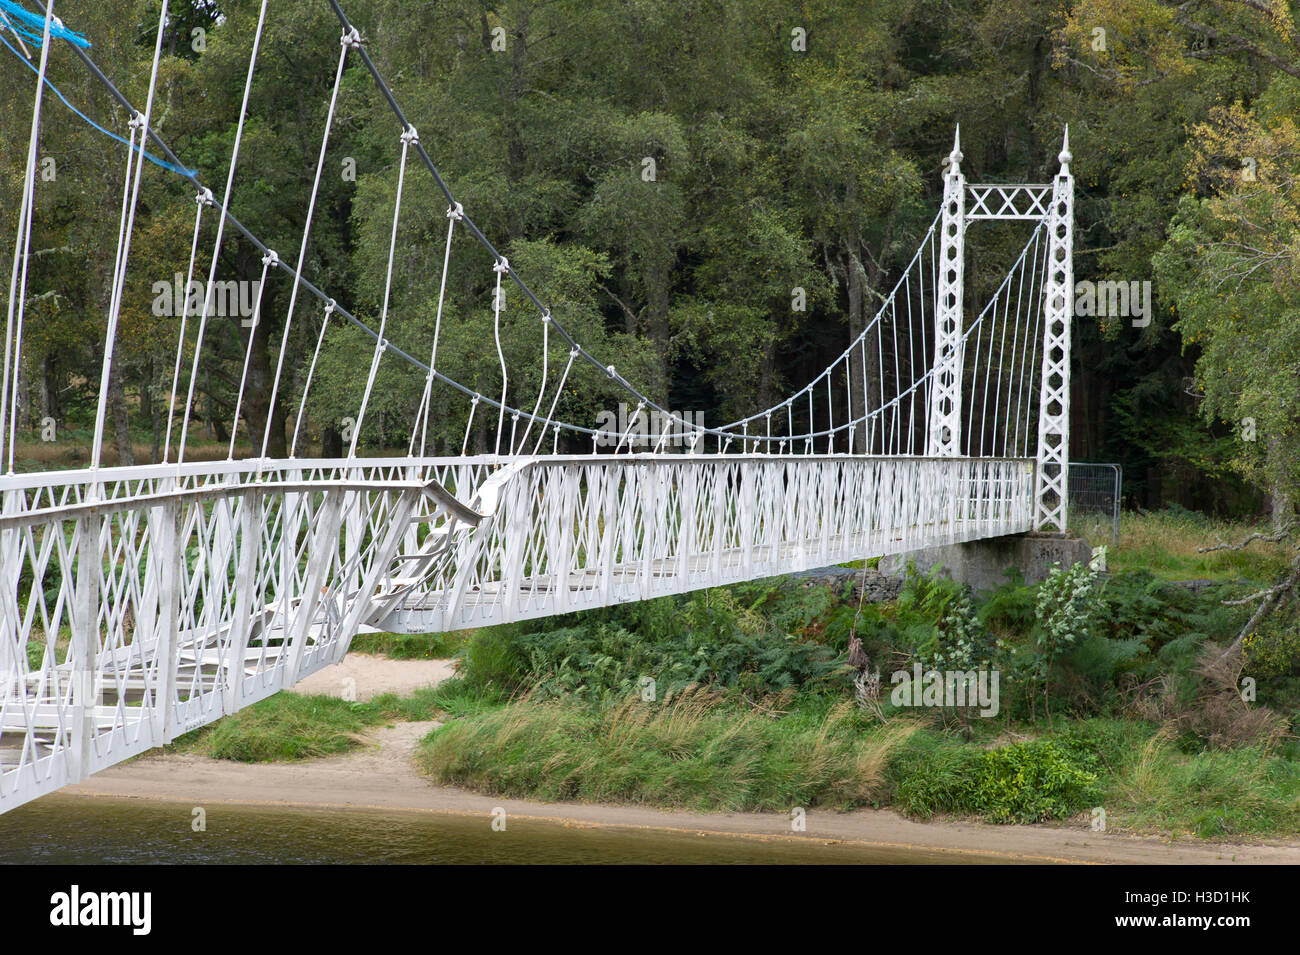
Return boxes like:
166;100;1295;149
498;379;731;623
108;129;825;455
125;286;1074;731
0;0;1075;813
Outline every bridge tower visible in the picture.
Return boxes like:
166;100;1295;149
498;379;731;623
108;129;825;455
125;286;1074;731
926;128;966;458
1032;131;1074;533
931;127;1074;531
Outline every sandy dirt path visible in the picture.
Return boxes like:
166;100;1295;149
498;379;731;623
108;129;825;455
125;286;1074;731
61;654;1300;864
287;653;456;701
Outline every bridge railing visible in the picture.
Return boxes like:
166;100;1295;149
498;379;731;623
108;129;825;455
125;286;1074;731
0;453;1033;813
379;454;1036;633
0;457;479;813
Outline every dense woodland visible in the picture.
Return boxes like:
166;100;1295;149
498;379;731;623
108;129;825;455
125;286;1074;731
1;0;1299;517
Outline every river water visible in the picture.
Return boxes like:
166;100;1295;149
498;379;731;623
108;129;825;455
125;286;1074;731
0;795;1016;864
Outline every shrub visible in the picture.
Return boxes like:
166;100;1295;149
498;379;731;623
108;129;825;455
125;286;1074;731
1247;619;1300;671
1134;645;1290;751
1030;556;1103;724
451;586;849;702
978;569;1037;638
1095;573;1244;662
455;625;529;698
887;734;1100;823
1051;718;1150;775
864;566;1006;674
971;740;1101;823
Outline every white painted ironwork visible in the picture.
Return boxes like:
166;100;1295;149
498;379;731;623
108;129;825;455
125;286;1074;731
1033;130;1074;532
965;184;1052;221
0;453;1033;812
927;129;966;457
0;0;1075;813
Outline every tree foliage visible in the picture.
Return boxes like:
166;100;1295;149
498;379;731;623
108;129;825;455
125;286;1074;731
0;0;1294;518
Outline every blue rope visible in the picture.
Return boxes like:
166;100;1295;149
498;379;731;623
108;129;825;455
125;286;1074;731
0;0;89;48
0;30;196;177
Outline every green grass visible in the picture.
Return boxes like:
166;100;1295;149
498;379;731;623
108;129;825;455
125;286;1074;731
416;682;1300;836
1103;730;1300;838
1076;509;1292;583
884;718;1300;837
348;630;469;659
836;557;881;570
170;693;373;761
170;686;447;762
419;689;922;812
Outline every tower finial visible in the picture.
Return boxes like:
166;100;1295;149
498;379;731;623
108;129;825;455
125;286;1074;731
946;124;963;172
1058;125;1072;173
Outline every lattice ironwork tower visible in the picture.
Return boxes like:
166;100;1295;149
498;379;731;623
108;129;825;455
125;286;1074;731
930;126;1075;530
927;128;966;457
1033;130;1074;532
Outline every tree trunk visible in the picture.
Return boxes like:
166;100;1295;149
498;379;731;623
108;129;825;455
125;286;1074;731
1268;436;1290;532
16;359;30;434
230;313;286;457
107;357;134;466
39;353;58;424
320;424;342;458
209;410;230;446
145;358;161;463
845;248;880;453
1271;484;1290;533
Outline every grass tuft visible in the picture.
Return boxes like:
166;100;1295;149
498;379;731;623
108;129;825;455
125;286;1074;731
172;693;373;762
419;688;921;812
1106;729;1300;838
171;686;448;762
1076;509;1292;582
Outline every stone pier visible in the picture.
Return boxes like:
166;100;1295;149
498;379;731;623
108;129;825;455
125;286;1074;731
879;533;1095;592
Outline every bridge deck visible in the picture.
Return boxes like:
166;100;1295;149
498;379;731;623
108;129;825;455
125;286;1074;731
1;454;1033;812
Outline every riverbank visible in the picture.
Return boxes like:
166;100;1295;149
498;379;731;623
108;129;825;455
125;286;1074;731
63;716;1300;864
59;547;1300;867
